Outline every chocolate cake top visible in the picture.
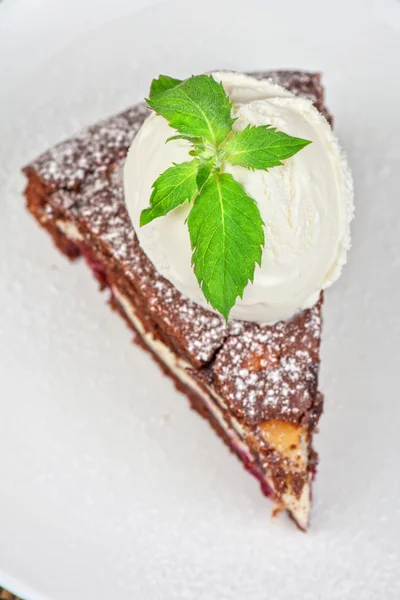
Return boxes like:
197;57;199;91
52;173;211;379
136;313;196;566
213;300;322;425
25;71;327;426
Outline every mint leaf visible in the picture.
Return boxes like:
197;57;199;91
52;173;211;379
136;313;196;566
224;125;311;170
187;172;264;320
140;160;198;226
166;134;203;144
196;158;214;190
189;145;205;157
150;75;182;99
148;74;235;146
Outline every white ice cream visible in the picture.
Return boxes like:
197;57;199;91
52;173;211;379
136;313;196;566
124;71;354;324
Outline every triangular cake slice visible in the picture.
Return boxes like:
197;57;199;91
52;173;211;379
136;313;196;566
23;71;329;529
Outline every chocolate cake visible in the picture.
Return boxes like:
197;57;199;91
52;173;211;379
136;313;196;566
23;71;330;530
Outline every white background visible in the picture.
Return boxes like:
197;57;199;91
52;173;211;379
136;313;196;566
1;1;400;599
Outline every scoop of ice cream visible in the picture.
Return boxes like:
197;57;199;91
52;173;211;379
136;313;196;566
124;71;354;324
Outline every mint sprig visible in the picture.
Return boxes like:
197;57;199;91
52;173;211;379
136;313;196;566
140;74;311;320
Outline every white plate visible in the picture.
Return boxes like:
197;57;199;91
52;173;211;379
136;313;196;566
1;1;400;598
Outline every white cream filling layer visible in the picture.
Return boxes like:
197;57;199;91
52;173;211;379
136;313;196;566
282;485;310;531
56;220;84;241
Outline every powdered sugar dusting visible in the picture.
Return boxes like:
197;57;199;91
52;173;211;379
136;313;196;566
32;104;149;191
214;301;322;425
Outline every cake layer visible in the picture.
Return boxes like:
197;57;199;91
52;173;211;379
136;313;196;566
23;71;328;529
26;203;314;528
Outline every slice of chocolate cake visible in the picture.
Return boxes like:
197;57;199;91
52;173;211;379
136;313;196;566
23;71;330;530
